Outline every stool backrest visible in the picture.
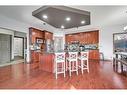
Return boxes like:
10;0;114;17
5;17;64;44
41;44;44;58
80;51;89;60
68;52;78;61
55;52;65;63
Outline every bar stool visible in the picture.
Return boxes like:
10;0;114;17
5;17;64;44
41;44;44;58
78;51;89;74
54;52;65;79
66;52;78;76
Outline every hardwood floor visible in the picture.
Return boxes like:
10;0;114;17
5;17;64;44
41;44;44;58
0;60;127;89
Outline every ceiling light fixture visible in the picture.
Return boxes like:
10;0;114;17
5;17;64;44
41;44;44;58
42;14;48;19
61;25;65;29
81;20;85;24
66;17;71;21
43;23;46;25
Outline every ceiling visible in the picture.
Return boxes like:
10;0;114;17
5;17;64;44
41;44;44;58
69;6;127;27
32;6;90;29
0;6;127;31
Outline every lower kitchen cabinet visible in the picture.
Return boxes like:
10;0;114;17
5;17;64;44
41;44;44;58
30;51;40;69
89;50;100;60
31;51;39;63
39;53;54;73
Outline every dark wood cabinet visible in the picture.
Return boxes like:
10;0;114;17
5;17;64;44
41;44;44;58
29;27;44;44
65;30;99;60
29;27;53;64
31;51;39;63
44;31;53;40
89;50;99;60
39;53;54;73
65;30;99;44
29;27;44;64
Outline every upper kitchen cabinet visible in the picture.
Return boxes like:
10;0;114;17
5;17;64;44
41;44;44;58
65;35;69;43
44;30;53;40
65;34;75;43
79;33;84;44
91;31;99;44
29;28;53;44
65;30;99;44
29;27;44;44
95;31;99;43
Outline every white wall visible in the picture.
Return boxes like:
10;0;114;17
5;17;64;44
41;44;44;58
99;25;125;60
0;28;14;60
0;15;30;62
0;14;57;62
0;28;14;35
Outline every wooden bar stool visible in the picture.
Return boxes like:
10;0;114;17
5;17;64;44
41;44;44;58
66;52;78;76
78;51;89;74
54;52;65;79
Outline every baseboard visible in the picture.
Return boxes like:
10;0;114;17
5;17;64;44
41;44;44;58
0;59;24;67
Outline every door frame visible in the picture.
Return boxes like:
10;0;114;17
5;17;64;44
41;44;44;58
14;36;24;58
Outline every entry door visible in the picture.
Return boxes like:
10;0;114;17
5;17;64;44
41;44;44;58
0;34;11;64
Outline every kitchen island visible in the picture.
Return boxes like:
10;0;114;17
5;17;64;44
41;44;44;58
39;52;55;73
38;49;99;73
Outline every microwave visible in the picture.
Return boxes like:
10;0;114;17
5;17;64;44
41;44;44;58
36;37;45;44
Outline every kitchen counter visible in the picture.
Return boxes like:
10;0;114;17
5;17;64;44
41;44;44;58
38;49;99;73
39;52;55;73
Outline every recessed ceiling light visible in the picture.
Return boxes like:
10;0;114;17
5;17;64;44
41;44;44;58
66;17;71;21
61;25;65;29
81;20;86;24
42;14;48;19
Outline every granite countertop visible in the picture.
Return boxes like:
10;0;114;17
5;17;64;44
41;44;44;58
32;48;99;54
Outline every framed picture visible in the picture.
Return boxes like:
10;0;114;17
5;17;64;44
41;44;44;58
36;37;44;44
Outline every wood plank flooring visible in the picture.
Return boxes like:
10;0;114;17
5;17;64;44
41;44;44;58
0;60;127;89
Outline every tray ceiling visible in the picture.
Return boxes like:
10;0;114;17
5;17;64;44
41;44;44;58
32;6;91;29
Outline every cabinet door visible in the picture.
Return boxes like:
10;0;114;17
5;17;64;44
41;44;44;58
83;33;86;44
31;51;39;62
65;35;69;43
45;32;53;40
39;54;53;72
94;50;99;59
89;50;93;59
79;33;84;44
95;31;99;43
90;32;93;44
89;50;99;60
69;35;74;43
31;32;36;44
85;33;88;44
90;31;99;44
91;32;95;44
66;35;71;44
